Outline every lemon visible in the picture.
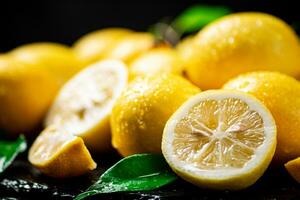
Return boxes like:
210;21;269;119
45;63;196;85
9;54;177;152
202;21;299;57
285;157;300;183
29;125;96;178
110;74;200;157
73;28;133;66
0;56;59;135
162;90;276;190
10;42;81;86
0;54;7;59
45;60;128;152
183;12;300;89
176;35;195;67
106;32;155;63
129;47;183;80
223;71;300;164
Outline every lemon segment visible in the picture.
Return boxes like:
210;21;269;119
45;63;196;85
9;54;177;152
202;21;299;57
285;157;300;183
45;60;128;152
162;90;276;190
29;126;96;178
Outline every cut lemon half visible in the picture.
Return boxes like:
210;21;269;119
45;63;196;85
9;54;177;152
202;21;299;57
28;125;96;178
45;60;128;152
162;90;276;190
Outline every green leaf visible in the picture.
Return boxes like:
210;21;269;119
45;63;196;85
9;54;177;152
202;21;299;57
0;135;27;174
173;4;231;34
75;154;177;200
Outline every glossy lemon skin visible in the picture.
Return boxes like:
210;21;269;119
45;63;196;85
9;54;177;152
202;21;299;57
107;32;155;64
0;43;80;136
0;57;59;135
73;28;133;66
184;12;300;90
28;126;96;178
10;42;81;87
285;157;300;183
110;74;200;157
129;47;183;80
223;71;300;164
176;35;195;68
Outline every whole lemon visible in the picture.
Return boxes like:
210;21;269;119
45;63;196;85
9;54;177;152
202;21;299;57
223;71;300;164
0;57;58;135
107;32;155;64
176;35;195;67
1;43;80;135
110;74;200;156
184;12;300;90
129;47;183;80
73;28;133;66
10;42;81;87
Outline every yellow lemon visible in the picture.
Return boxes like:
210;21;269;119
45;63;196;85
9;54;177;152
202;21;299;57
129;47;183;80
176;35;195;67
10;42;81;87
285;157;300;183
162;90;276;190
0;56;58;135
110;74;200;157
106;32;155;63
184;12;300;89
45;60;128;152
223;71;300;164
73;28;133;66
28;125;96;178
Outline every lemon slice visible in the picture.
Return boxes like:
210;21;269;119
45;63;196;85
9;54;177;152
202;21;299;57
162;90;276;190
285;157;300;183
29;125;96;178
45;60;128;152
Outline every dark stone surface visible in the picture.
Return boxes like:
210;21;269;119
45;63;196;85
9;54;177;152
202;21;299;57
1;152;300;200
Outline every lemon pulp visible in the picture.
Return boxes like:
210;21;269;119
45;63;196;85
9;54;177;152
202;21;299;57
162;90;276;189
173;98;265;170
45;60;128;152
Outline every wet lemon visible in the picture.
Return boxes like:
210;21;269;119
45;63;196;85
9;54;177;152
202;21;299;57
29;125;96;178
162;90;276;190
176;35;195;68
106;32;155;63
285;157;300;183
45;60;128;152
0;56;58;135
184;12;300;89
73;28;133;66
10;42;81;86
223;71;300;164
110;74;200;157
129;47;183;80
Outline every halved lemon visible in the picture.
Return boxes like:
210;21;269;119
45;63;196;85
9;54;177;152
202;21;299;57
162;90;276;190
45;60;128;152
28;125;96;178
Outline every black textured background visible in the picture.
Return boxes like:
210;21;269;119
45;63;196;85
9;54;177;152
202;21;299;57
1;153;300;200
0;0;299;52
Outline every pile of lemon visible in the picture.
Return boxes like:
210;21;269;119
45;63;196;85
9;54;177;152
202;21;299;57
2;12;300;190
